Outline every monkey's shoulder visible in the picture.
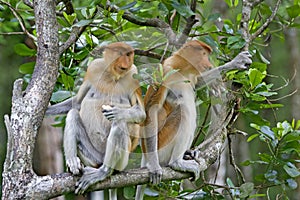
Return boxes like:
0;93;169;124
87;58;106;74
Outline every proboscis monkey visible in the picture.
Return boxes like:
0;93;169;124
135;40;252;199
46;42;146;198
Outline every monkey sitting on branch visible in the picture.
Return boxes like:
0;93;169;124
135;40;252;199
46;42;146;197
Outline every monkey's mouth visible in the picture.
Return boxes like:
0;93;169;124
119;67;129;71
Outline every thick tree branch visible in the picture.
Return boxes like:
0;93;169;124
2;0;59;198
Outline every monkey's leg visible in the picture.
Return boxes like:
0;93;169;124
76;120;130;195
135;156;147;200
46;97;77;115
64;109;103;174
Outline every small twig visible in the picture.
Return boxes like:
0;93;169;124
269;89;298;102
160;42;170;63
177;0;198;46
0;32;27;35
250;0;282;43
148;42;167;52
192;103;211;147
134;49;162;60
227;134;245;184
97;2;178;45
59;26;86;55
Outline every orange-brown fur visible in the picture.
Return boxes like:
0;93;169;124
142;40;213;152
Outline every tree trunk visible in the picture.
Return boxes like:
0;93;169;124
1;0;59;198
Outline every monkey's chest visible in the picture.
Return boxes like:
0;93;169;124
79;88;132;146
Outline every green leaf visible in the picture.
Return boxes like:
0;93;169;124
19;62;35;74
264;170;278;182
73;19;93;27
227;36;240;45
50;91;73;103
171;1;194;17
240;182;254;198
295;120;300;130
251;62;267;72
247;134;259;142
226;177;235;187
284;163;300;178
123;186;136;199
286;5;300;19
61;74;74;90
224;0;239;7
14;43;36;57
248;68;265;89
260;126;275;140
63;12;77;25
120;1;137;10
286;179;298;189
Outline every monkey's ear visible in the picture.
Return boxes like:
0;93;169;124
198;41;213;53
90;45;107;57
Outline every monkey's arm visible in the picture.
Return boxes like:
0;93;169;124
196;51;252;88
102;88;146;123
46;81;91;115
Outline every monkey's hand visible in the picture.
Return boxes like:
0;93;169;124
75;165;113;195
227;51;252;70
147;163;163;185
102;104;145;123
66;156;82;175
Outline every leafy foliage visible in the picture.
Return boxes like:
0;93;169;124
1;0;300;199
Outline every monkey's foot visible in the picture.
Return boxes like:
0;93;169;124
169;159;200;181
75;165;113;195
66;156;82;175
149;167;163;185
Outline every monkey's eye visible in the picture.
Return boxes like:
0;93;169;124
126;52;132;56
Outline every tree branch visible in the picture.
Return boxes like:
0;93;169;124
134;49;162;60
250;0;282;42
59;26;86;55
240;1;252;50
2;0;60;198
178;0;198;45
97;2;178;45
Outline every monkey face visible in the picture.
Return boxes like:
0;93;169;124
103;42;135;79
179;40;213;73
112;51;134;76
